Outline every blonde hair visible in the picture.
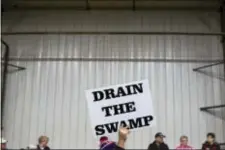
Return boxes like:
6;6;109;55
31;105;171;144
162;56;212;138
38;136;49;144
180;135;188;141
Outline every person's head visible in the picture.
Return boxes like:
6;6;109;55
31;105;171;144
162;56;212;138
99;136;108;145
38;136;49;147
1;137;7;150
99;136;117;150
180;135;188;145
155;132;166;143
206;133;215;143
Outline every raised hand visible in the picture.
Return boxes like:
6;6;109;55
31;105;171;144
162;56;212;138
118;126;130;141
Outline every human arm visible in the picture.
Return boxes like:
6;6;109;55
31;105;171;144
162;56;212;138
117;139;126;149
115;126;130;150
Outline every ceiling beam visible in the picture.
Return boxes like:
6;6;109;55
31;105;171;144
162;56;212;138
3;7;219;11
7;0;218;1
3;0;219;10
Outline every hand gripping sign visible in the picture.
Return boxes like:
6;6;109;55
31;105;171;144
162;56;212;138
85;79;156;138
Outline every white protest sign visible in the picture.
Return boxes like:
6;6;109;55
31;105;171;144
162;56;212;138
85;79;155;138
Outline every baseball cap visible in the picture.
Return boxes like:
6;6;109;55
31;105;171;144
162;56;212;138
155;132;166;138
1;137;7;144
100;136;108;144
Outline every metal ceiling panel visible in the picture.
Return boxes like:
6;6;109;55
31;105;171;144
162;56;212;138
2;0;220;10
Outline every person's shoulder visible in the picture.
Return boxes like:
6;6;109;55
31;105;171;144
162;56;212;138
188;145;194;149
162;143;169;148
175;145;181;149
161;143;169;149
202;141;208;146
162;143;169;146
147;142;154;148
149;142;155;146
213;142;220;146
45;146;50;150
114;145;125;150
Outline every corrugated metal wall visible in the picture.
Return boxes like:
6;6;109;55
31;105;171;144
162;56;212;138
2;11;225;149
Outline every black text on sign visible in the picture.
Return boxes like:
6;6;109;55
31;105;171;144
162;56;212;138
85;80;155;138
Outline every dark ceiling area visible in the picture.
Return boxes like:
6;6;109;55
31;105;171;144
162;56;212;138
1;0;222;11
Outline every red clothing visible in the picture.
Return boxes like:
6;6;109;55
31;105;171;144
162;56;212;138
176;144;194;150
202;142;220;150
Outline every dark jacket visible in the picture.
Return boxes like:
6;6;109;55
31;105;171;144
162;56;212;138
202;142;220;150
100;141;116;150
147;141;169;150
37;145;50;150
114;145;125;150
